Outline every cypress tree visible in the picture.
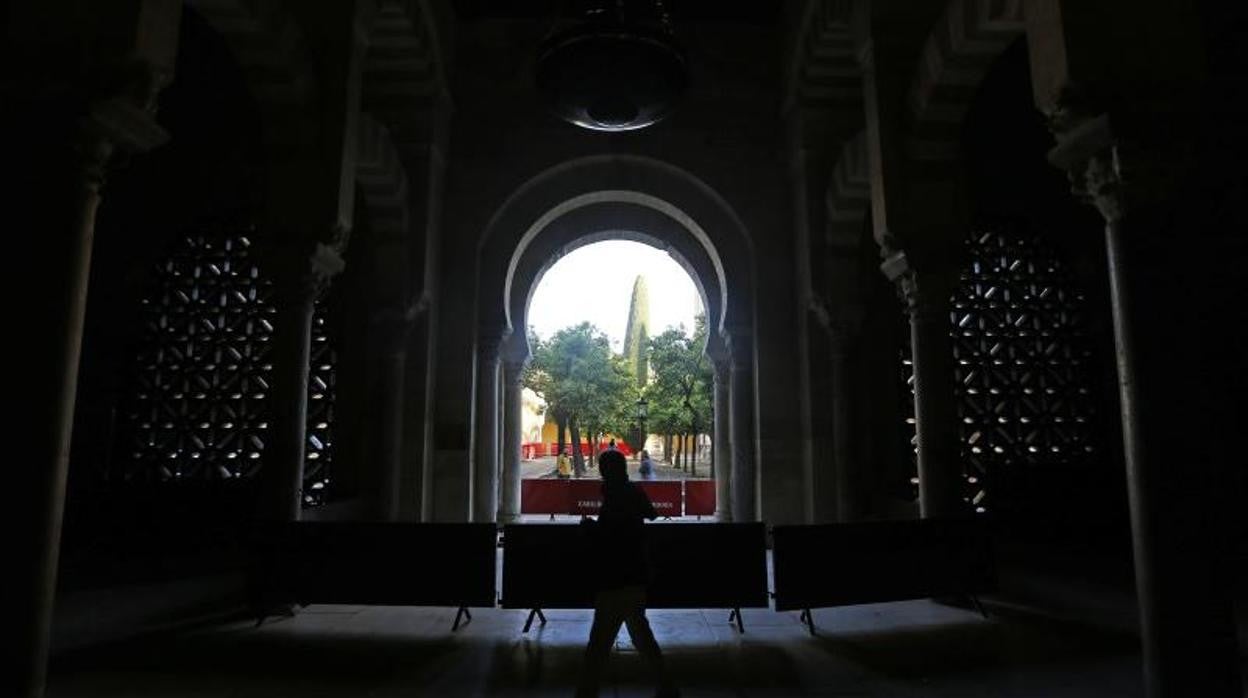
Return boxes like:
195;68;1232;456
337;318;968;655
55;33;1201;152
621;274;650;388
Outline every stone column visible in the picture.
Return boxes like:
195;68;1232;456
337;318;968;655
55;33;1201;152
829;326;859;522
713;360;732;521
499;360;526;522
1049;110;1242;697
15;4;180;693
472;334;503;522
264;244;344;522
23;129;123;698
728;335;758;521
883;254;962;519
367;309;414;520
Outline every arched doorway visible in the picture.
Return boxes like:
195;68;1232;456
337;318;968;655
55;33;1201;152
471;156;759;524
513;237;717;520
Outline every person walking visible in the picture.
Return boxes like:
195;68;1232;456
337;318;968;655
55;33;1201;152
576;450;678;698
638;449;655;481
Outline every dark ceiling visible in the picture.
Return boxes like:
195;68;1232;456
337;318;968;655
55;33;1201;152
453;0;782;24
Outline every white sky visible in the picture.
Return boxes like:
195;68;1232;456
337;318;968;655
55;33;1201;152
528;240;703;350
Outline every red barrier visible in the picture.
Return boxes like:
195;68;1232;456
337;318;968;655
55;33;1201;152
521;478;714;518
570;479;603;515
684;480;716;516
520;479;570;515
639;481;683;517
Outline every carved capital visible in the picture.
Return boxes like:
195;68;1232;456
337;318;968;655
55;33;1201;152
476;331;506;362
270;240;346;307
1045;86;1190;223
503;359;528;386
880;249;951;322
725;330;753;373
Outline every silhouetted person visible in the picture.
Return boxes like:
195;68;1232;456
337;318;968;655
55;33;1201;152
575;449;678;698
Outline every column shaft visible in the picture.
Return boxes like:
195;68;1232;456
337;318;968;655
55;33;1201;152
266;294;316;521
729;346;757;521
713;363;732;521
372;349;407;520
21;135;112;698
500;362;525;522
473;343;501;522
829;335;857;521
907;297;961;519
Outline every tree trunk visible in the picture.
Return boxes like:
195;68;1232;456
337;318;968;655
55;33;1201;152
570;418;585;476
557;416;567;458
664;434;671;463
691;433;698;478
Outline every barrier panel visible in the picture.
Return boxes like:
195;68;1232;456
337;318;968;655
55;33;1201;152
267;522;497;614
520;479;570;514
569;479;603;515
684;480;716;516
501;523;768;615
638;481;682;517
771;518;996;626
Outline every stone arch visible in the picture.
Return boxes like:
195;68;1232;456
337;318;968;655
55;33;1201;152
906;0;1026;161
477;155;755;347
785;0;860;109
506;205;725;363
355;114;410;243
184;0;317;146
362;0;448;153
825;129;871;247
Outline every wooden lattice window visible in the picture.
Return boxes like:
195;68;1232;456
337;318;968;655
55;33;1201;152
122;232;335;506
901;226;1097;513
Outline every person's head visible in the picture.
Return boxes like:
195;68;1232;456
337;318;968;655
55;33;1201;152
598;449;627;483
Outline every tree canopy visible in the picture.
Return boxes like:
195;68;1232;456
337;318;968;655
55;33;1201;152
523;323;639;445
645;313;713;441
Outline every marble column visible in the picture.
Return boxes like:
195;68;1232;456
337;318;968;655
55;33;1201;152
884;255;961;519
473;334;503;523
1050;111;1242;697
829;327;858;522
728;335;758;521
368;309;413;520
265;244;344;522
713;360;732;521
17;6;179;690
23;129;118;698
499;360;526;522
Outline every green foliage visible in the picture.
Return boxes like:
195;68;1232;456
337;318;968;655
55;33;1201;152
645;313;713;438
523;322;637;442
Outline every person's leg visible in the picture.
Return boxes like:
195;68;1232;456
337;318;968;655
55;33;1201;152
620;588;677;696
576;590;627;698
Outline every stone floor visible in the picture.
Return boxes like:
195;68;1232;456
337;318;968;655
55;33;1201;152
47;598;1145;697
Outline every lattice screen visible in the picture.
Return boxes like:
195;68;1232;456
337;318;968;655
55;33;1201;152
123;232;336;506
901;226;1096;513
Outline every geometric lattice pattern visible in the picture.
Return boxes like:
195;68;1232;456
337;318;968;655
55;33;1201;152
900;226;1096;513
123;232;335;507
950;227;1096;512
303;309;336;506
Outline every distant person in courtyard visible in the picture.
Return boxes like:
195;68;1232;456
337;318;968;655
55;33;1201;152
556;449;571;479
576;450;678;698
607;438;617;451
639;449;655;480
